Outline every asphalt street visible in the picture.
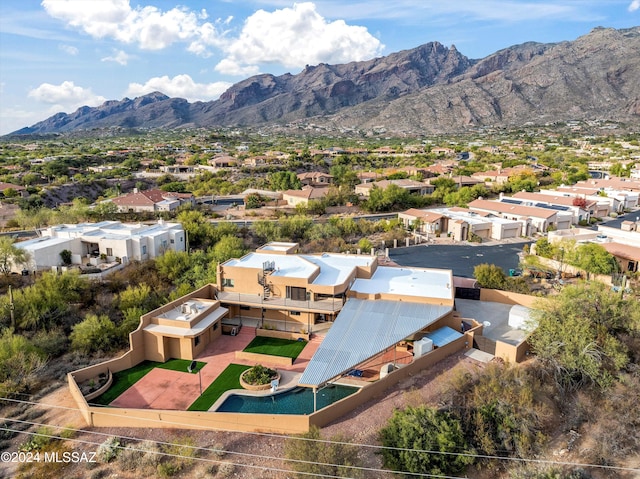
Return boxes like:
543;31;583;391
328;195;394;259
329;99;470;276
389;241;532;278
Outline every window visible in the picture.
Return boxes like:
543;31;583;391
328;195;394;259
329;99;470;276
142;245;147;255
286;286;307;301
222;278;235;287
170;239;175;244
213;322;218;330
290;311;301;316
194;335;201;347
106;248;113;256
240;305;250;310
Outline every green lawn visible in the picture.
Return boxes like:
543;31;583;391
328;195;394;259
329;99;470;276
243;336;308;359
91;358;206;406
188;364;251;411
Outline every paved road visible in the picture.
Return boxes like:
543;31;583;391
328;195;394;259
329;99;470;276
389;241;532;278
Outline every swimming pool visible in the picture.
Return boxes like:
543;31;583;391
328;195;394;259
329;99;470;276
216;384;359;415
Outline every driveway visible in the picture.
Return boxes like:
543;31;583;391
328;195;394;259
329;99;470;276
390;241;531;277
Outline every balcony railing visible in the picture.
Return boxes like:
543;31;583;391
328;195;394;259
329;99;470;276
216;291;344;313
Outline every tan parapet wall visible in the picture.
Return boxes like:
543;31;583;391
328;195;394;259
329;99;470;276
479;289;541;307
257;329;310;341
85;406;311;435
234;351;293;367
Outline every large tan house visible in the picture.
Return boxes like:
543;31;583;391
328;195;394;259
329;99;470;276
68;242;535;434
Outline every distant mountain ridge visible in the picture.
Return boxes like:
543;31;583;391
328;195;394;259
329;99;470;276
10;26;640;136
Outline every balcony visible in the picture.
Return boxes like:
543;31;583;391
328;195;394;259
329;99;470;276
216;291;344;313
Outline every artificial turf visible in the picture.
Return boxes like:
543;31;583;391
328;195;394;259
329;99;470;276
242;336;308;359
91;358;206;406
187;364;251;411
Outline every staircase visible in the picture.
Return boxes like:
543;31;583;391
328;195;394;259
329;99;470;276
257;260;276;299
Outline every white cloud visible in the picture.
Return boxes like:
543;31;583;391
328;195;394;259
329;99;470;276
125;74;231;101
214;59;260;77
41;0;224;54
28;81;106;108
216;2;383;74
101;49;132;65
59;44;79;55
629;0;640;12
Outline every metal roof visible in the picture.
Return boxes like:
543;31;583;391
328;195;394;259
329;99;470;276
425;326;463;347
297;299;452;387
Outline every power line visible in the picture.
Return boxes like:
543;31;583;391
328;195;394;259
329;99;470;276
1;396;637;474
0;418;468;479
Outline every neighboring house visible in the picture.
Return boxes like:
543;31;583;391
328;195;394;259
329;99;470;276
297;172;333;187
471;167;534;185
575;177;640;196
209;156;239;168
510;191;595;224
355;179;434;197
398;209;445;235
15;220;185;271
540;186;613;217
282;186;329;206
468;198;571;235
160;165;195;174
549;226;640;273
0;182;27;197
110;189;195;213
431;207;522;241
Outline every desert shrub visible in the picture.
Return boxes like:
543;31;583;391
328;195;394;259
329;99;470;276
216;461;236;478
97;436;121;463
285;425;361;478
379;406;473;477
70;314;118;354
444;362;553;462
508;464;592;479
0;330;46;397
243;365;277;386
19;426;53;452
30;328;68;357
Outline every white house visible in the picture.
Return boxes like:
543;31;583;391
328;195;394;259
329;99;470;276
15;220;185;272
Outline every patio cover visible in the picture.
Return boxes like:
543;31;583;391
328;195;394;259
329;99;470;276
298;299;451;388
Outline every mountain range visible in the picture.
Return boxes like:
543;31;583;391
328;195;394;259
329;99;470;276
10;26;640;136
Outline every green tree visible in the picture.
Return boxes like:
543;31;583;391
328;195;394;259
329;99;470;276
268;171;301;191
528;282;634;390
70;313;118;354
285;425;362;479
211;235;246;264
379;406;474;477
474;263;506;289
0;237;31;275
574;243;615;277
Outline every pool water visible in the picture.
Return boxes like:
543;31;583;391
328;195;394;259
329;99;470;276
216;384;359;415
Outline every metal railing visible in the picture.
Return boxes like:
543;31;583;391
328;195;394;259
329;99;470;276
217;291;343;312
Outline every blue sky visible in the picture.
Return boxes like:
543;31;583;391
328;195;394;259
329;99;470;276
1;0;638;135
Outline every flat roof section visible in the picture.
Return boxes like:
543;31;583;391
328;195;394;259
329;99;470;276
298;298;452;387
224;252;318;279
351;266;453;300
145;307;228;338
258;242;298;252
302;253;374;286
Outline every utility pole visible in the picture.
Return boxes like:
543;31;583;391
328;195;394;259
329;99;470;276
9;285;15;330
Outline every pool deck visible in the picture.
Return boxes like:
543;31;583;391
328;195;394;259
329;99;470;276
109;327;322;410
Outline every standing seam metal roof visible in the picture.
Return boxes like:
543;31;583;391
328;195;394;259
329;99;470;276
297;299;452;387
